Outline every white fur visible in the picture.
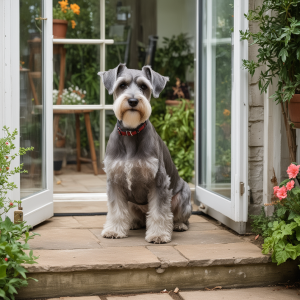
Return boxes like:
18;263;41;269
101;188;131;239
113;93;152;129
104;157;159;191
145;176;173;244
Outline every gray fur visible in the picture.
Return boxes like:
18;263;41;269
99;64;192;244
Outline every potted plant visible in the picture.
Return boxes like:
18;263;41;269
240;1;300;161
53;0;80;38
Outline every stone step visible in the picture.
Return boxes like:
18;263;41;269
18;242;299;299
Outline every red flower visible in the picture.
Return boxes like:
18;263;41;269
0;168;2;171
287;164;300;179
4;258;8;261
277;186;287;200
273;186;279;195
6;167;9;170
9;202;13;207
286;181;295;191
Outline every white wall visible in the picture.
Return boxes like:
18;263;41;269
157;0;196;50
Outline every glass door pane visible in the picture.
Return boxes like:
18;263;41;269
199;0;233;199
20;0;45;199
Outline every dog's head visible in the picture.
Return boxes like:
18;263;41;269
98;64;169;129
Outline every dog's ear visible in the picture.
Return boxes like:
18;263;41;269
98;63;127;95
142;66;169;98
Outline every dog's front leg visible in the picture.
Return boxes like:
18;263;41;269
102;182;130;239
145;182;173;244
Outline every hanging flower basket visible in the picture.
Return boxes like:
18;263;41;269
53;19;68;39
288;94;300;129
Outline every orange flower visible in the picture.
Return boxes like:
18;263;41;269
70;3;80;15
223;109;230;116
59;0;69;13
71;20;76;29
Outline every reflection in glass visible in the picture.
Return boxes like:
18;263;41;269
200;0;233;198
105;0;196;104
20;0;45;199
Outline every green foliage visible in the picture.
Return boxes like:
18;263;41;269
150;100;194;182
0;127;38;299
240;0;300;103
250;165;300;267
0;217;39;300
0;127;33;216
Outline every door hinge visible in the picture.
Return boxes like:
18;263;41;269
240;182;245;196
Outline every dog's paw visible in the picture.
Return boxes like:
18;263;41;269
101;228;128;239
173;223;188;232
145;233;172;244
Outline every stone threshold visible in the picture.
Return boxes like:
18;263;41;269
25;242;271;273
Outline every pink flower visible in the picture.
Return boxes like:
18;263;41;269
276;186;287;200
286;180;295;191
273;186;280;195
287;164;300;179
5;142;9;146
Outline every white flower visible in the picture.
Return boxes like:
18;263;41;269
75;86;79;91
5;142;10;146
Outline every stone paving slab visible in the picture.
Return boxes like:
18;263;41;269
54;202;108;213
188;222;220;231
29;228;101;250
91;228;242;248
189;215;208;223
35;217;83;229
49;297;100;300
147;246;188;268
73;216;107;228
180;287;300;300
175;242;269;266
107;294;172;300
25;247;160;272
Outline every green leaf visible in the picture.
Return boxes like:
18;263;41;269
279;48;288;62
0;265;7;280
0;288;5;298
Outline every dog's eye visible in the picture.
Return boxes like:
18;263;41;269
119;83;127;89
140;84;147;90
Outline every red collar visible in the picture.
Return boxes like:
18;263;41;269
117;121;147;136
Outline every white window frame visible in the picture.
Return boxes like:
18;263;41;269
195;0;248;233
1;0;54;226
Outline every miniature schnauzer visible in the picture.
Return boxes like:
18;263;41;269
98;63;192;244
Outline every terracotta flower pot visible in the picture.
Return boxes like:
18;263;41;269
53;19;68;39
165;99;194;110
288;94;300;128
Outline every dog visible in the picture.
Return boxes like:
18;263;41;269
98;63;192;244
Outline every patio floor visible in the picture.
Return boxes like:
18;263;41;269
19;213;299;299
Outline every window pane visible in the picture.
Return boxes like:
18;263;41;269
53;111;107;193
20;0;45;199
199;0;233;199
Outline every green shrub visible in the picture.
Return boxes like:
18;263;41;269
150;100;194;182
0;127;38;300
250;163;300;267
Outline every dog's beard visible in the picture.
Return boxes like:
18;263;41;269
122;110;142;128
113;93;152;129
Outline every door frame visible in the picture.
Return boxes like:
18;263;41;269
195;0;249;233
0;0;54;226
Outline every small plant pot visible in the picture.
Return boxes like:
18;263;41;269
53;19;68;39
55;138;66;148
288;94;300;128
53;160;63;171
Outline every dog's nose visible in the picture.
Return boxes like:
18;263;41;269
128;98;138;107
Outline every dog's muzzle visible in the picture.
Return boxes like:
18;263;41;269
128;98;138;107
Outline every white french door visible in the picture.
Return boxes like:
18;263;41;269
195;0;248;233
1;0;54;227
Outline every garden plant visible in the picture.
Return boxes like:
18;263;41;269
53;0;80;29
240;0;300;162
251;163;300;267
0;127;38;300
